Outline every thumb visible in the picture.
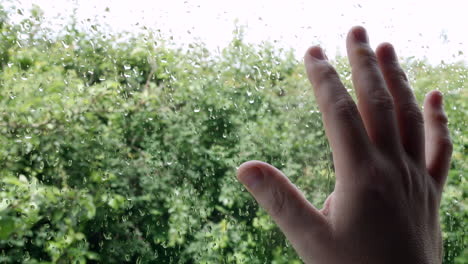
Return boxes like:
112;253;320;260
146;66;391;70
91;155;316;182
237;160;331;260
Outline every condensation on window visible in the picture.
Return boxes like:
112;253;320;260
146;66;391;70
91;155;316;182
0;0;466;263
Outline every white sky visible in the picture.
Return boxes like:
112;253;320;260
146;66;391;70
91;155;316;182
8;0;468;64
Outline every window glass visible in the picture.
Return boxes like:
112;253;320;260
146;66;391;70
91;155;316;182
0;0;465;263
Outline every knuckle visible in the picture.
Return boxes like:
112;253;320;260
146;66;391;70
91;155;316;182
358;162;385;192
314;63;340;87
355;46;379;68
332;96;359;121
269;185;287;218
370;92;395;112
362;158;411;192
400;102;424;126
396;68;409;83
438;135;453;155
359;180;394;209
388;65;409;83
432;111;449;125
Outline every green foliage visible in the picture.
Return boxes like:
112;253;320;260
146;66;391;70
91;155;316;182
0;5;466;263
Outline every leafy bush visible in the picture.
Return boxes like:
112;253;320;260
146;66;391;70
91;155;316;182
0;4;466;263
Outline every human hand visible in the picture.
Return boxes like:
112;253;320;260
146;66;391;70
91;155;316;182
237;26;452;264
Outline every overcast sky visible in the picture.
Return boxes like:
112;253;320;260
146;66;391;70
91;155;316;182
9;0;468;64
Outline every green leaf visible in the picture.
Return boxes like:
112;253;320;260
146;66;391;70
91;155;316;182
0;216;15;240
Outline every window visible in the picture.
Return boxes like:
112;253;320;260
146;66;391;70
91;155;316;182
0;0;465;263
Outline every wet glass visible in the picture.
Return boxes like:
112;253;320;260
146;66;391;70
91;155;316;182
0;0;466;263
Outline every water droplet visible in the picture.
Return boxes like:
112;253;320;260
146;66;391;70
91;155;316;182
61;41;70;49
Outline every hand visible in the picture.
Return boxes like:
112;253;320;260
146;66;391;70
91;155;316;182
236;26;452;264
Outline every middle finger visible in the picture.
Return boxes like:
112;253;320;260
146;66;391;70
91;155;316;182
346;26;401;156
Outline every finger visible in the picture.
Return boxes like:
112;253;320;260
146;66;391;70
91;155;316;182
304;46;371;175
320;192;333;217
376;43;425;166
346;26;401;155
423;91;453;189
237;160;331;260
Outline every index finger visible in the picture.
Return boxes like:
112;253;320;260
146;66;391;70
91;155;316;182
304;46;371;176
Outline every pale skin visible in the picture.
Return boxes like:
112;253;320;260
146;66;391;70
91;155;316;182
237;26;452;264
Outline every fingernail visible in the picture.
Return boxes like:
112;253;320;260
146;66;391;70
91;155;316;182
308;46;326;60
238;166;264;190
352;26;368;43
380;43;396;61
431;91;444;107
